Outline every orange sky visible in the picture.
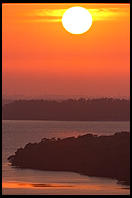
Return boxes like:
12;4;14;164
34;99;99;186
2;3;130;98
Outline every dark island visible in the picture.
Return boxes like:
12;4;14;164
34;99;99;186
2;98;130;121
8;132;130;186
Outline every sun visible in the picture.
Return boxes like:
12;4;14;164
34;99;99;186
62;6;92;34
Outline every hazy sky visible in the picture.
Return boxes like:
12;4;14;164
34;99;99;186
2;3;130;98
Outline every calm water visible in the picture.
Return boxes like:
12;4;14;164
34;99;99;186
2;120;130;195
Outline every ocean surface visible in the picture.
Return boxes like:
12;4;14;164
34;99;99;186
2;120;130;195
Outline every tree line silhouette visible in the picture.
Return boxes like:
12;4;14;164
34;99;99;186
8;132;130;185
2;98;130;121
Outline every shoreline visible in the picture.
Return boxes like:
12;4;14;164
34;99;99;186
8;132;130;186
10;165;130;188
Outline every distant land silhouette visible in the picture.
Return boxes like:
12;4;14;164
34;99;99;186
2;98;130;121
8;132;130;186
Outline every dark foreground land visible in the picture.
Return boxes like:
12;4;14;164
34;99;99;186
3;98;130;121
8;132;130;186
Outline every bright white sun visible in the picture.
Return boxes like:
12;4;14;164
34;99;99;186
62;6;92;34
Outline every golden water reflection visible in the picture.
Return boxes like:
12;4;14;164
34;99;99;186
2;181;129;191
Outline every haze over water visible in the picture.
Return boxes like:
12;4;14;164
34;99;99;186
2;3;130;195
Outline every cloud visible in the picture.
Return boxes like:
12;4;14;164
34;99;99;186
6;5;128;23
27;7;129;23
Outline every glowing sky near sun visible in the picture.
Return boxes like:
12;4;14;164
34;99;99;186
2;3;130;98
